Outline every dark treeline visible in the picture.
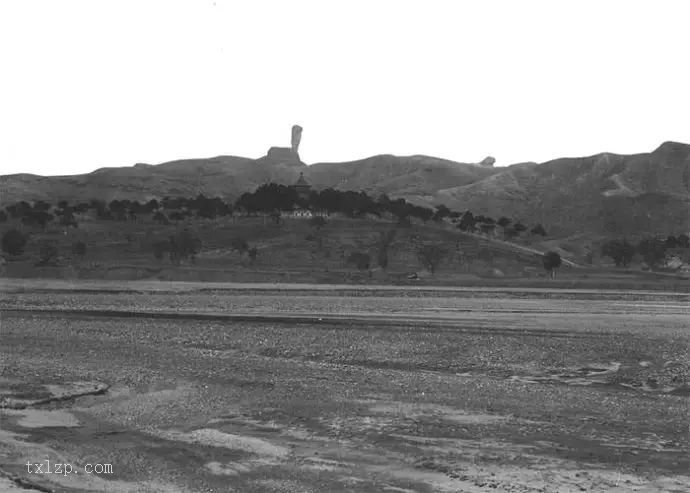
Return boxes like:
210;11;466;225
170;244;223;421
0;186;441;224
0;183;547;238
236;184;437;221
601;235;690;268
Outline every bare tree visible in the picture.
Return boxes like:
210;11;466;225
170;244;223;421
377;229;397;270
542;251;562;278
416;243;447;274
309;216;327;249
248;246;258;264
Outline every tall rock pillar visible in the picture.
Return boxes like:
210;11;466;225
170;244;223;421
291;125;303;153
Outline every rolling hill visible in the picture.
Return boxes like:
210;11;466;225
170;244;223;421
433;142;690;236
1;142;688;237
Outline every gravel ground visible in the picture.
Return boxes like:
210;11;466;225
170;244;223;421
0;288;688;492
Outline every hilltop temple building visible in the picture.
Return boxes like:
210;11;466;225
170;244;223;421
292;172;311;200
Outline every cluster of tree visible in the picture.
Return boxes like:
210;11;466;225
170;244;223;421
227;237;259;263
1;228;87;264
152;230;202;265
346;241;562;279
5;200;54;228
235;185;555;240
456;212;545;239
346;240;450;276
104;196;232;222
601;234;689;268
1;187;549;239
1;199;95;227
151;231;259;265
0;195;235;228
236;185;437;222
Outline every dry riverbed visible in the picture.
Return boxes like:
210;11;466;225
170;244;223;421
0;285;688;492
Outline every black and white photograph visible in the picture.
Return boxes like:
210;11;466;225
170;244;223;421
1;1;688;492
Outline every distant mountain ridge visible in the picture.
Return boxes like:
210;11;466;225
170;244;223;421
1;141;688;236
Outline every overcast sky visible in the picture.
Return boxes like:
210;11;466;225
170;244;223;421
1;1;689;176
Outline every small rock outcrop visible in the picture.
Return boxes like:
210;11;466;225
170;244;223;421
264;125;303;165
479;156;496;167
266;147;301;165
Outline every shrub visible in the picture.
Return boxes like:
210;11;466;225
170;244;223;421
347;252;371;271
377;249;389;270
36;240;59;266
2;229;27;256
504;227;519;240
396;216;412;228
152;240;169;260
530;224;547;236
309;216;327;229
497;217;512;228
173;230;201;262
248;247;258;263
601;239;635;267
230;237;249;254
153;211;170;225
677;234;690;249
513;223;527;233
479;223;496;235
457;212;476;232
71;241;87;257
169;211;185;223
636;237;667;269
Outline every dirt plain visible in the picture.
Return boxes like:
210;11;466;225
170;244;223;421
0;282;688;492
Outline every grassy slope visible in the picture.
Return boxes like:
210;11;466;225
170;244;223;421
2;215;687;290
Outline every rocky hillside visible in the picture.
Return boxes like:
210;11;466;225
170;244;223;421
1;142;688;236
433;142;690;236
